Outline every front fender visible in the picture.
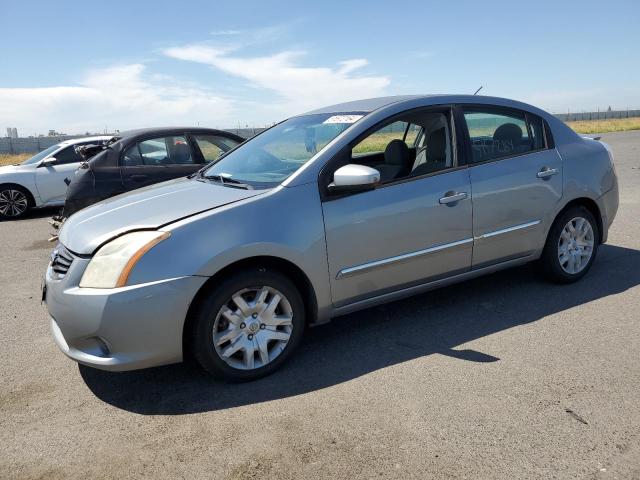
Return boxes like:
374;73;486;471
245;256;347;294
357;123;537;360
0;170;40;205
126;183;333;322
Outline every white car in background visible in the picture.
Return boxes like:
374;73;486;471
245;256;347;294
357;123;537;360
0;136;111;219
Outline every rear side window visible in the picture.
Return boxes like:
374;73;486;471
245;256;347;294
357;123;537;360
192;134;240;163
122;136;195;166
527;114;545;150
463;108;536;163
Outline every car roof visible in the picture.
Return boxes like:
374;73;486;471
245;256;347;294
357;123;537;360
300;94;550;118
301;95;428;115
115;127;241;140
58;135;113;146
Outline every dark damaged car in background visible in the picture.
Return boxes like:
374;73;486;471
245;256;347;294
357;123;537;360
62;127;244;217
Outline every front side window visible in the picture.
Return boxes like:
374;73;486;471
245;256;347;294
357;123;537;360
21;145;60;165
123;136;194;166
122;143;143;166
54;146;84;165
203;113;362;187
192;134;240;163
352;121;415;157
347;111;453;183
463;108;535;163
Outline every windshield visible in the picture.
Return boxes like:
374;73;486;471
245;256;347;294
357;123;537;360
21;145;61;165
203;113;364;187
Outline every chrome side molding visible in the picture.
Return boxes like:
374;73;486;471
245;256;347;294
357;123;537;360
336;237;473;279
475;220;541;240
336;220;541;280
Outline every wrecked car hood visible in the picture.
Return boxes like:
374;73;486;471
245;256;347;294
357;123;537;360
59;177;265;254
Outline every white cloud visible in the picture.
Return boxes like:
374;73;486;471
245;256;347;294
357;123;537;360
0;36;392;134
0;64;235;134
163;44;390;114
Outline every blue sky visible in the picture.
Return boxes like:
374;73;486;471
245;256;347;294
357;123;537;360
1;0;638;135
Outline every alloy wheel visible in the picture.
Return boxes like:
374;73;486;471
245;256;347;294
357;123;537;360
0;189;28;217
212;286;294;370
557;216;595;274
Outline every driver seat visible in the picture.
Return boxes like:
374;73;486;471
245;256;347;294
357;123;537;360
377;139;410;182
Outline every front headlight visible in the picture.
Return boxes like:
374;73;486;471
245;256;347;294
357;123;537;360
79;231;170;288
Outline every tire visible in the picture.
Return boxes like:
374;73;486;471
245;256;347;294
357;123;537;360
0;185;32;220
540;205;599;283
190;267;306;381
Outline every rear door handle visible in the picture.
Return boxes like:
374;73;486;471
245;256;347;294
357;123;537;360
537;167;558;179
439;192;468;205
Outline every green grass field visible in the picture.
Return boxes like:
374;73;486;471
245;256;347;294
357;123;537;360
566;117;640;134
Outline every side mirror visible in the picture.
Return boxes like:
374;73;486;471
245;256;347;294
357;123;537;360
39;157;57;167
328;164;380;193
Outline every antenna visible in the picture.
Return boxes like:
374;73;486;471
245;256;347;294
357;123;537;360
473;86;483;95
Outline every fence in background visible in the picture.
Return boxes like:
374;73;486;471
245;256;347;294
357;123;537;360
555;109;640;122
0;128;266;155
2;110;639;155
0;135;88;155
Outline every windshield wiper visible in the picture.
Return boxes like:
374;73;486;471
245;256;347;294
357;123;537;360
203;174;252;190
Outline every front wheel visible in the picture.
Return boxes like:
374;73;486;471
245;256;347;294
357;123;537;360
190;267;305;381
0;186;31;220
540;206;599;283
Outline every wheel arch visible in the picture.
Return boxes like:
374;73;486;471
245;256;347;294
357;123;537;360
0;182;36;208
553;197;603;244
182;255;319;358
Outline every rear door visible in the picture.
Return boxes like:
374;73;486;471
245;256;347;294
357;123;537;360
121;134;202;191
461;106;563;267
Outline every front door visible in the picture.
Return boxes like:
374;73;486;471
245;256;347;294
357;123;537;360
34;145;83;204
462;107;563;267
323;171;473;305
321;107;473;306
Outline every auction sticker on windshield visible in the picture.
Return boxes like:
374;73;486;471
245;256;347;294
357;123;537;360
322;115;364;124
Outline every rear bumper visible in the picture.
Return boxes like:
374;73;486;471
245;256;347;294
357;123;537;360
45;256;207;371
597;173;619;244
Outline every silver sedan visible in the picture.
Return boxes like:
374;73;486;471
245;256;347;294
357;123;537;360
43;95;619;381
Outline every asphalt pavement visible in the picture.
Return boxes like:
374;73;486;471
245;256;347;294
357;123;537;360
1;130;639;479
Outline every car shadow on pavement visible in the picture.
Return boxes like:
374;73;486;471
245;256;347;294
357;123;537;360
80;243;640;414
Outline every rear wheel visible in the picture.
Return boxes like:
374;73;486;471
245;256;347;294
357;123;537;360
190;267;305;381
0;186;31;219
540;206;599;283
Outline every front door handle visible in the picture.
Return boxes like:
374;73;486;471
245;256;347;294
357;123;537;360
439;192;468;205
537;167;558;179
130;174;149;182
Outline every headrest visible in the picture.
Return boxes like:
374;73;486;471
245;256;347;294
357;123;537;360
426;128;446;162
172;142;191;163
493;123;522;148
384;139;410;165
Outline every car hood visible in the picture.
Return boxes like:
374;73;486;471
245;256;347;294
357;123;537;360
0;164;33;174
60;177;266;254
